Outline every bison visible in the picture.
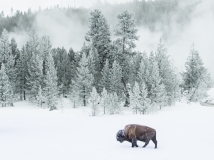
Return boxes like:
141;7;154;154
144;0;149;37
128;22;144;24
116;124;157;148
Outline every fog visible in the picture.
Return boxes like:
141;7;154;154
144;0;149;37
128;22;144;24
8;0;214;79
136;0;214;78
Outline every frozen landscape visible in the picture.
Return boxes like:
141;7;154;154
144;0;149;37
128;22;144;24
0;89;214;160
0;0;214;160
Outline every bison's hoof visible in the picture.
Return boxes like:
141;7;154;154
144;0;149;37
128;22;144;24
136;145;138;147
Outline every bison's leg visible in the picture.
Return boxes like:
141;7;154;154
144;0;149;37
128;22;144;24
151;133;157;149
143;132;155;148
131;138;138;148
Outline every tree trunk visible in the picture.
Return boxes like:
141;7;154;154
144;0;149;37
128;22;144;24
122;77;130;107
122;37;125;55
24;90;26;100
83;86;86;106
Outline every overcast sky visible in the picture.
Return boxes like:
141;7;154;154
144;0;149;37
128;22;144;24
0;0;131;15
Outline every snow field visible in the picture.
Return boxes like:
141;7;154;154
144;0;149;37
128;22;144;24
0;99;214;160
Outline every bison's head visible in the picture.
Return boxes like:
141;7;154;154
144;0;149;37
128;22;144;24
116;130;126;143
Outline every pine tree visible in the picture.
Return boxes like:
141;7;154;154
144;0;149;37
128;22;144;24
182;44;212;102
16;47;28;100
26;54;43;103
100;87;108;114
68;49;79;108
68;48;78;84
43;53;58;111
114;10;139;107
4;54;16;94
74;53;94;106
109;60;123;96
149;61;166;110
115;10;139;55
130;82;141;114
89;87;100;116
26;26;39;57
10;37;20;64
108;92;121;114
129;52;142;88
85;9;111;68
99;59;110;93
39;36;52;87
60;51;71;96
137;52;150;89
155;39;180;105
88;46;100;91
36;85;44;108
53;48;71;96
139;81;151;114
69;85;79;108
0;29;11;65
0;29;17;94
0;64;13;107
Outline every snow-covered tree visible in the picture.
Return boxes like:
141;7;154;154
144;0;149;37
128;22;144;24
0;64;13;107
130;81;150;114
182;44;212;102
114;10;139;107
139;81;151;114
109;60;123;96
26;54;43;103
26;26;39;57
107;92;121;114
155;39;180;105
89;87;100;116
16;46;28;100
130;82;141;114
0;29;11;64
69;85;79;108
88;46;100;91
85;9;111;69
43;53;58;111
74;53;94;106
99;59;110;93
39;36;52;61
129;53;142;88
100;87;108;114
36;85;45;108
149;60;166;110
10;37;19;62
115;10;139;55
68;48;78;85
137;52;150;89
61;53;71;95
52;47;71;96
0;29;16;95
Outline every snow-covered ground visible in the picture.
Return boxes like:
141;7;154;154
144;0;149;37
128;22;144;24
1;90;214;160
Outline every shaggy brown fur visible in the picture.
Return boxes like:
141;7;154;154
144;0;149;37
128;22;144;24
124;124;137;139
116;124;157;148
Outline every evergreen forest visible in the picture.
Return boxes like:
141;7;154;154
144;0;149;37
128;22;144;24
0;0;213;115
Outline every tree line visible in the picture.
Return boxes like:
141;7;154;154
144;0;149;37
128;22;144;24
0;9;212;115
0;0;199;36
